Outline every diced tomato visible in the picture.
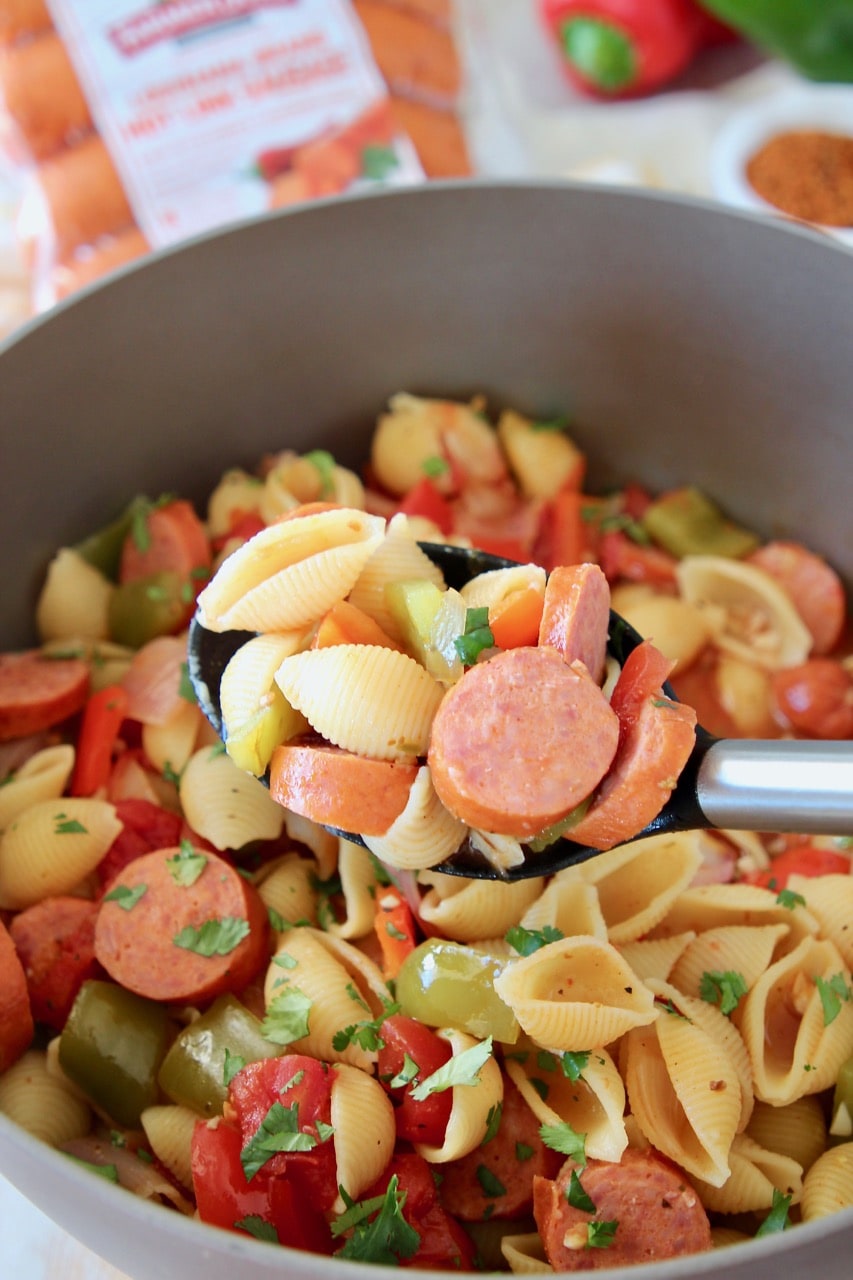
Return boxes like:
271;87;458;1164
620;482;654;520
377;1015;453;1147
468;533;530;564
71;685;129;797
743;844;851;889
772;659;853;740
397;477;455;536
228;1055;336;1210
96;798;184;891
361;1153;475;1270
599;529;678;587
536;488;605;571
211;510;266;555
191;1118;333;1253
609;638;675;745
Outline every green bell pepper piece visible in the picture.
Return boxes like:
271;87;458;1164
73;496;151;581
58;980;171;1129
696;1;853;83
641;486;759;559
395;939;519;1044
108;571;189;648
158;995;280;1117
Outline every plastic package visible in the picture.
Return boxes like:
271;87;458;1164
0;0;471;309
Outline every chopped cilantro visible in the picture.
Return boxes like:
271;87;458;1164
560;1051;590;1082
268;907;288;932
699;969;748;1016
223;1047;245;1088
515;1142;534;1162
161;760;182;786
389;1053;420;1089
421;455;449;478
815;973;851;1026
362;145;399;181
755;1188;791;1236
587;1220;618;1249
68;1157;119;1183
54;813;87;835
539;1121;586;1165
483;1102;503;1144
166;841;208;887
236;1216;278;1243
475;1165;506;1198
178;662;197;703
103;883;147;911
776;887;806;910
410;1036;493;1101
333;1176;420;1265
453;607;495;666
304;449;336;497
505;924;564;956
566;1169;595;1212
273;951;299;969
262;988;312;1045
531;414;570;432
240;1101;318;1179
173;916;249;956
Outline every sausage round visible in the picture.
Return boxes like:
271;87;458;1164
94;846;269;1003
0;650;89;741
9;895;101;1030
269;742;418;836
538;563;610;685
0;920;34;1072
427;646;619;838
533;1146;711;1269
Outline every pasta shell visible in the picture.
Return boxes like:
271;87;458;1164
611;593;714;673
328;839;382;939
0;745;75;832
493;936;657;1050
468;829;526;875
746;1096;827;1173
0;1050;90;1146
519;879;608;942
142;700;203;777
669;924;791;1001
694;1132;803;1214
616;932;696;983
36;547;112;642
787;873;853;968
500;1232;552;1274
196;508;385;632
460;563;547;611
364;766;466;871
347;513;446;643
0;798;122;909
624;992;742;1187
179;747;285;850
283;810;338;880
650;882;820;954
738;936;853;1105
414;1028;504;1163
505;1046;627;1163
255;851;319;929
676;555;812;670
330;1063;396;1208
140;1104;197;1190
801;1142;853;1220
206;468;264;536
555;832;704;944
417;872;544;944
219;631;310;776
275;645;444;760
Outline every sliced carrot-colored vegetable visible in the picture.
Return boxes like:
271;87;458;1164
71;683;129;797
311;600;401;651
269;743;418;837
374;884;418;979
489;586;545;650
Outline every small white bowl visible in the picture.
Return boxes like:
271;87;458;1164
709;85;853;248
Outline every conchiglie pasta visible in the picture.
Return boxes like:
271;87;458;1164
693;1132;803;1215
496;408;582;500
801;1142;853;1220
0;745;75;832
668;923;791;1001
519;878;608;943
255;851;319;930
36;547;112;641
283;810;339;881
737;936;853;1105
347;513;446;644
219;631;310;776
206;468;264;537
142;700;203;777
413;1029;504;1164
493;936;658;1050
327;839;382;939
610;593;714;673
556;832;704;944
417;872;544;944
275;645;444;761
746;1096;827;1173
330;1063;395;1208
467;829;526;875
650;882;819;953
364;766;466;871
0;1051;90;1145
179;747;285;850
500;1232;552;1274
140;1104;197;1190
459;563;547;612
616;932;696;984
786;873;853;968
505;1046;627;1163
0;798;122;909
196;508;385;632
623;987;743;1187
263;928;389;1071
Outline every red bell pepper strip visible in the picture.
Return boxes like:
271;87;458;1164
538;0;709;99
71;684;129;797
374;886;418;980
743;844;851;890
396;476;455;536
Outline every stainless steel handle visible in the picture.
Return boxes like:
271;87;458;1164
696;739;853;835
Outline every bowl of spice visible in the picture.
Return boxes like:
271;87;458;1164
709;85;853;245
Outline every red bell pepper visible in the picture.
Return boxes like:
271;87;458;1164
538;0;710;98
71;684;129;797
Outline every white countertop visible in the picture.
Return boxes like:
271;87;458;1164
0;4;849;1275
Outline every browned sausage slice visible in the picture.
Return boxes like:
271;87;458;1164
269;743;418;836
438;1074;562;1221
9;896;101;1030
538;563;610;684
568;695;697;851
428;647;619;838
0;920;34;1071
94;847;269;1003
533;1146;711;1269
0;650;89;741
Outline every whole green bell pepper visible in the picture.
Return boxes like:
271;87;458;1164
696;1;853;82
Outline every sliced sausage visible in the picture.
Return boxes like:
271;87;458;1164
748;540;846;655
8;896;101;1030
269;742;418;836
533;1146;711;1269
0;920;34;1071
438;1074;562;1220
0;650;89;741
569;695;697;851
538;563;611;684
94;847;269;1003
428;647;619;838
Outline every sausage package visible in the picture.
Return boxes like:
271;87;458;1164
0;0;471;310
